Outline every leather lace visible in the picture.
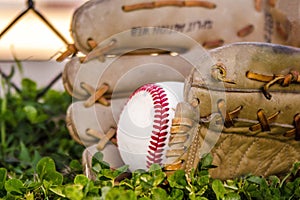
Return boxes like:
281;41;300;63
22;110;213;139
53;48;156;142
211;63;236;84
164;117;193;171
86;128;117;150
246;70;300;100
122;1;216;12
80;82;110;107
214;99;299;140
165;109;300;173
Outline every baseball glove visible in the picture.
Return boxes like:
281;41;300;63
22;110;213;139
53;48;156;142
61;0;300;180
165;42;300;180
65;41;300;180
56;0;300;62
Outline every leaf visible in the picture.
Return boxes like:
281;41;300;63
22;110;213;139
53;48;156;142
294;179;300;198
0;168;7;190
268;176;280;188
196;185;209;197
197;175;210;187
247;176;263;185
105;187;137;200
149;164;166;187
169;189;184;200
5;179;24;195
64;184;84;200
149;164;162;173
102;169;120;181
151;187;168;199
212;179;227;200
167;170;187;189
92;152;110;173
140;174;154;187
23;105;38;123
69;159;83;172
74;175;89;186
280;162;300;187
153;174;166;188
32;150;42;168
115;165;129;175
224;192;241;200
50;186;66;197
194;197;209;200
26;181;42;190
138;197;151;200
25;192;34;200
291;161;300;176
283;182;295;196
43;171;63;185
101;186;112;200
92;152;104;164
201;153;213;169
35;114;48;123
36;157;57;179
21;78;37;99
83;179;98;196
42;180;52;191
19;141;31;164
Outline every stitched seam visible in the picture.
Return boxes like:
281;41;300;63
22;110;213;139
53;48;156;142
263;144;287;177
229;135;233;178
134;84;169;168
263;144;299;177
209;134;229;169
236;138;257;174
210;134;229;153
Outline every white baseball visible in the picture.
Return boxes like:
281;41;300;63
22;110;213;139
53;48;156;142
117;81;184;172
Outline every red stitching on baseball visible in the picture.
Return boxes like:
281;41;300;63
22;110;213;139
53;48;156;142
132;83;170;168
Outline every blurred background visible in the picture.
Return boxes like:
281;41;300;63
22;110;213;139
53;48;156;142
0;0;88;90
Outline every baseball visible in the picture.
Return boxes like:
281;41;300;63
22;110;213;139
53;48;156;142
117;82;184;172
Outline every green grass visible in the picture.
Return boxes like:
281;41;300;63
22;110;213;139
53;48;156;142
0;66;300;199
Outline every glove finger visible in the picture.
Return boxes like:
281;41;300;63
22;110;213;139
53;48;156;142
82;143;125;179
71;0;300;55
63;55;192;100
72;0;266;54
66;99;127;147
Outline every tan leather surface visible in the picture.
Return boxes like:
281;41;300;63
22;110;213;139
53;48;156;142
66;100;127;146
63;55;191;100
270;0;300;47
186;43;300;133
202;126;300;180
167;42;300;179
70;0;300;57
